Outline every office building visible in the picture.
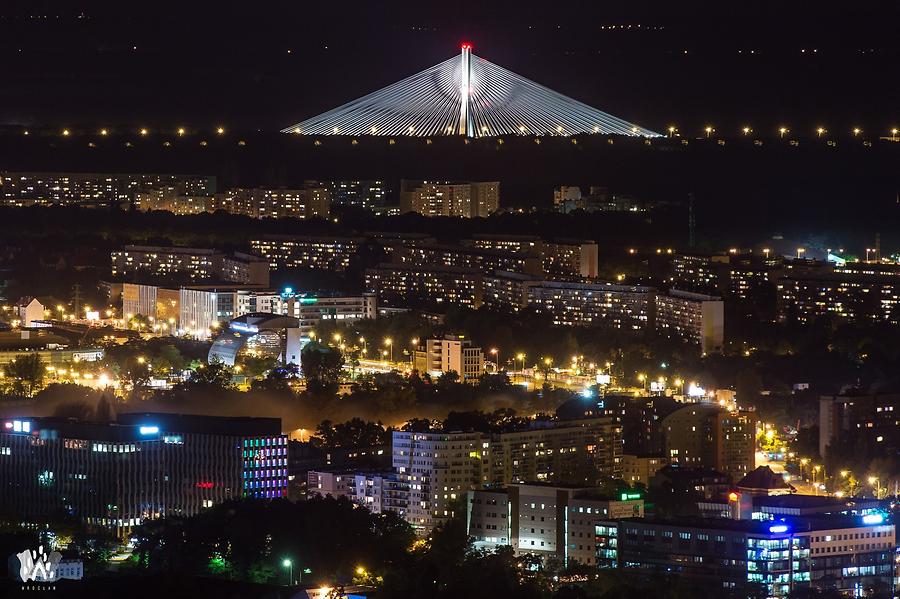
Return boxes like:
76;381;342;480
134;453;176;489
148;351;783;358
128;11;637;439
282;291;377;335
662;405;756;483
596;513;896;598
365;263;483;308
0;414;286;536
413;334;484;379
0;171;215;209
818;393;899;458
111;246;269;287
655;289;724;354
399;180;499;217
250;235;364;272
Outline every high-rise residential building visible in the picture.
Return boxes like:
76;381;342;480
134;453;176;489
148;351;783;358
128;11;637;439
0;414;286;537
391;418;623;531
250;235;364;272
596;514;896;598
777;272;900;325
662;405;756;483
318;180;389;211
655;289;725;355
621;454;668;487
399;180;499;217
487;418;623;486
111;246;269;287
307;470;409;517
392;430;488;530
0;171;215;209
527;280;654;331
394;243;543;276
211;186;331;219
365;263;484;308
413;334;484;379
466;235;598;278
134;188;213;215
818;393;899;458
467;483;644;567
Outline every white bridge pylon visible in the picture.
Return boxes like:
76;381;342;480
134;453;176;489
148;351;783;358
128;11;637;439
283;44;659;138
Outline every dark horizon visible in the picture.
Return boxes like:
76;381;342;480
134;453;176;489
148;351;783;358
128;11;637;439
1;1;899;134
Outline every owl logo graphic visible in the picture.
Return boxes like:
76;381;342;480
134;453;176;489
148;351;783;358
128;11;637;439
16;545;62;582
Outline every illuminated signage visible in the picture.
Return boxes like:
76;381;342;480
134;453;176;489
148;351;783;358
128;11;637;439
620;493;642;501
768;524;789;534
139;426;159;435
862;513;885;525
230;322;259;335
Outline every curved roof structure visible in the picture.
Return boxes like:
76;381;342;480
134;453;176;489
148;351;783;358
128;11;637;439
283;45;658;138
208;313;300;366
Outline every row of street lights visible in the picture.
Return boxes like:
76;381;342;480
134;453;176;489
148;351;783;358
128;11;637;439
678;125;898;140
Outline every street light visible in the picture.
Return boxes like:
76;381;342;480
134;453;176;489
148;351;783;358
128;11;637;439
852;127;861;137
816;127;826;138
704;126;714;138
779;126;789;138
796;248;805;259
384;337;393;362
282;558;293;585
742;126;752;136
490;348;499;372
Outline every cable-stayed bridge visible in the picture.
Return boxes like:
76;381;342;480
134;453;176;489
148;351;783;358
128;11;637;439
283;44;659;138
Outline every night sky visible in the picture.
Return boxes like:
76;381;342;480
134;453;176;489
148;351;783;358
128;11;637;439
1;1;899;134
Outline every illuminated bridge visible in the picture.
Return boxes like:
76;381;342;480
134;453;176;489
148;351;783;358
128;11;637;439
283;44;658;138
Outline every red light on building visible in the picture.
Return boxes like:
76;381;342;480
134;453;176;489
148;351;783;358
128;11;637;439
460;42;473;51
196;481;214;489
728;491;739;502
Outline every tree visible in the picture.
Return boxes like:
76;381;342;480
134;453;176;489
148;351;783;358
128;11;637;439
301;342;344;394
179;360;234;390
5;353;45;396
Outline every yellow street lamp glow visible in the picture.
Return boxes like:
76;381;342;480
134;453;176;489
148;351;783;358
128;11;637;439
139;128;148;136
333;333;342;342
668;125;676;135
704;126;714;137
853;127;861;136
840;470;849;478
177;127;186;136
778;126;788;138
384;337;392;345
816;127;825;137
637;373;646;382
742;126;752;135
62;129;70;136
100;128;109;136
516;353;525;360
355;566;366;576
868;476;877;485
216;126;225;135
